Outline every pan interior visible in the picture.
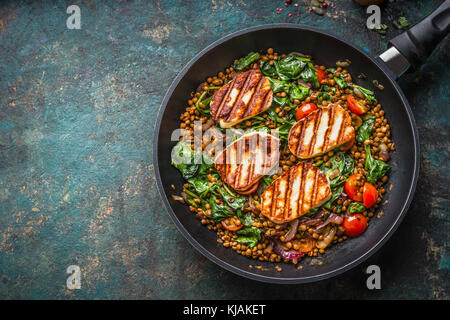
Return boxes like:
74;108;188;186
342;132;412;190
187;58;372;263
155;26;418;283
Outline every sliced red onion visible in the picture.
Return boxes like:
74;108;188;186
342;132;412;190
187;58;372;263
300;212;324;226
298;79;312;88
284;219;300;241
314;213;343;232
272;240;304;260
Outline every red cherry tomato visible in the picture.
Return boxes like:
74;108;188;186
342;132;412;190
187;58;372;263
236;181;259;195
344;174;363;202
363;182;378;208
296;103;318;121
221;216;243;231
315;66;327;84
343;213;368;237
347;94;368;115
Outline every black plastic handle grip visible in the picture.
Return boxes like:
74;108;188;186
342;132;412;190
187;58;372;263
390;0;450;69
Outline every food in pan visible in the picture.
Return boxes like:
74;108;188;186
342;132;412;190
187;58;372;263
214;132;279;193
211;69;273;128
261;162;331;224
171;48;394;266
288;104;355;159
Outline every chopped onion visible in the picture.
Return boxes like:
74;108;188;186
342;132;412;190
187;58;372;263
288;52;312;59
316;226;336;249
315;213;343;232
172;194;185;203
272;240;304;260
300;212;324;226
284;219;300;241
298;79;312;88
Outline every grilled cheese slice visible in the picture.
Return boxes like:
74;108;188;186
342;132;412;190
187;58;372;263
261;162;331;224
214;132;279;191
210;69;273;128
288;104;355;159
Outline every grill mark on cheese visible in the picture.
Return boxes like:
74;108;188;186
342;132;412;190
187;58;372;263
211;70;273;127
307;108;322;157
225;70;255;121
214;132;279;191
322;106;334;153
261;162;332;223
288;104;355;159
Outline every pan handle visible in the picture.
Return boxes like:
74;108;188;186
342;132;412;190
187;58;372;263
378;0;450;78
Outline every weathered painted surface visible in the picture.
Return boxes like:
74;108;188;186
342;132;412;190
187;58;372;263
0;0;448;299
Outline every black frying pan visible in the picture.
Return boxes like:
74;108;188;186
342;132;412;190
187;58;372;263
153;1;450;284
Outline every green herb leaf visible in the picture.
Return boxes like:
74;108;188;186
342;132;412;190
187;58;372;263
334;76;347;89
274;55;309;81
353;85;376;103
277;119;296;140
218;186;247;211
260;60;277;77
235;227;262;248
299;62;320;88
171;141;200;179
267;77;289;93
289;83;310;101
261;176;274;192
209;195;234;222
237;209;254;227
320;152;354;188
323;185;344;210
233;52;260;71
348;202;366;213
365;145;390;183
357;115;376;144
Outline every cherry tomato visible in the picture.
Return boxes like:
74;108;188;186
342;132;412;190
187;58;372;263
236;181;259;195
343;213;367;237
315;66;327;84
296;103;318;121
346;94;368;115
340;138;355;151
363;182;378;208
344;174;363;202
221;216;243;231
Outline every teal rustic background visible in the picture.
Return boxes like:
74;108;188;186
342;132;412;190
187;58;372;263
0;0;448;299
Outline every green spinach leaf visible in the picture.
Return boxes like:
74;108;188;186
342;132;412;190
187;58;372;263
357;115;376;144
299;62;320;88
289;83;310;101
260;60;277;77
209;195;234;222
365;145;390;183
171;141;200;179
348;202;366;213
353;85;376;103
267;77;289;93
237;210;254;227
233;52;260;71
218;185;247;211
235;227;262;248
334;76;348;89
320;152;354;188
274;55;308;81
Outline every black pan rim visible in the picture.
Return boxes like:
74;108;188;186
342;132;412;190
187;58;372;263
153;23;420;284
